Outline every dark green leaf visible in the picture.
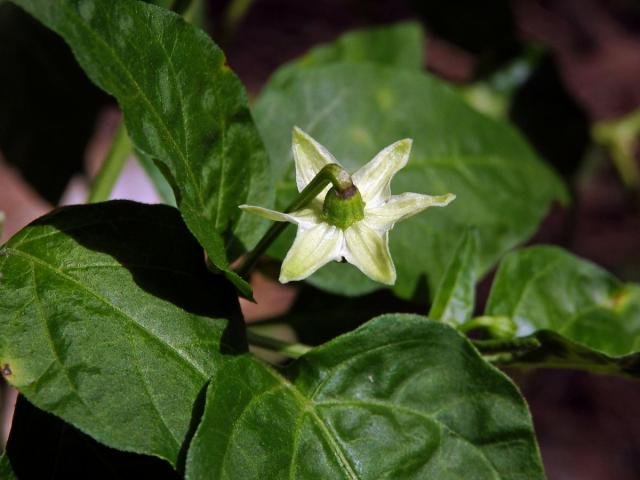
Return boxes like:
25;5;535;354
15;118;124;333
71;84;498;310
255;62;567;299
271;21;424;86
4;394;180;478
484;246;640;377
187;315;544;479
11;0;271;296
0;201;244;466
0;451;15;480
429;230;477;326
136;148;177;206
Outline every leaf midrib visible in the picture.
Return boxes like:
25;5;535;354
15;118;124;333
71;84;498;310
60;0;205;209
316;399;503;479
5;248;211;379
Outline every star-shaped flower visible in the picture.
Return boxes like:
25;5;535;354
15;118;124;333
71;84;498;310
240;127;455;285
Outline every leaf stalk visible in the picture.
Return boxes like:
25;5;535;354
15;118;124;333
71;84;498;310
246;329;311;358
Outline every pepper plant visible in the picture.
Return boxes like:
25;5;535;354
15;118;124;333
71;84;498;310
1;1;639;479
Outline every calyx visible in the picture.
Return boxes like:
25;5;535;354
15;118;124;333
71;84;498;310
322;184;365;229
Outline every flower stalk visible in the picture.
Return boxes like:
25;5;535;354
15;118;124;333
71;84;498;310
238;127;455;285
236;163;356;277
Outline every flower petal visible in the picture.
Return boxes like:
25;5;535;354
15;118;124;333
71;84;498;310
292;127;341;192
353;138;412;206
365;192;456;231
343;222;396;285
239;205;319;227
280;223;344;283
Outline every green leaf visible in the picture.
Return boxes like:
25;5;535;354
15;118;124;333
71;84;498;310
4;395;179;478
10;0;272;296
255;62;567;299
0;201;244;466
429;230;477;326
484;246;640;377
273;21;424;84
186;315;545;479
0;452;15;480
136;148;177;206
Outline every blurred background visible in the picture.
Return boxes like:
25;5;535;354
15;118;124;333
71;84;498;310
1;0;640;478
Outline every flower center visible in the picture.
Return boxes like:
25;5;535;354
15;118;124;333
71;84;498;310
322;185;365;229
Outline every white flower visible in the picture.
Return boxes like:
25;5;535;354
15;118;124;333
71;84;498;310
240;127;455;285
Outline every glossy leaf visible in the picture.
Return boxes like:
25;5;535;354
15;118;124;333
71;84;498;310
136;148;177;206
0;201;244;466
0;452;15;480
11;0;271;296
4;395;179;479
255;62;567;299
484;246;640;377
429;230;477;326
187;315;544;479
271;21;424;88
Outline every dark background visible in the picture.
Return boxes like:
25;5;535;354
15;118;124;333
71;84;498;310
1;0;640;478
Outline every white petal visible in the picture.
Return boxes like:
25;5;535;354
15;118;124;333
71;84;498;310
239;205;319;227
292;127;341;192
343;222;396;285
353;138;412;206
365;192;456;231
280;223;344;283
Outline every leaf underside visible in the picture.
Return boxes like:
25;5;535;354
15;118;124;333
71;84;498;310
4;394;180;479
485;246;640;377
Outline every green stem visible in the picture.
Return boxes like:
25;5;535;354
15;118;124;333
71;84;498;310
473;336;541;365
593;110;640;195
459;315;517;340
236;163;353;277
246;329;311;358
87;123;132;203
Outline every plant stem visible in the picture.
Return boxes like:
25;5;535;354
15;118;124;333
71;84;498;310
473;336;541;364
246;329;311;358
593;110;640;197
235;163;352;277
459;315;517;340
87;122;132;203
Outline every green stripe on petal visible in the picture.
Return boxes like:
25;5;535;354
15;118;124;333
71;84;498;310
365;192;456;231
280;223;344;283
239;205;319;226
352;138;412;206
343;222;396;285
